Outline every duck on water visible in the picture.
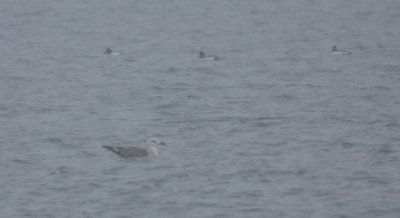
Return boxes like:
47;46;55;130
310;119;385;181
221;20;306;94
331;45;352;55
103;138;165;158
104;48;120;56
199;51;219;60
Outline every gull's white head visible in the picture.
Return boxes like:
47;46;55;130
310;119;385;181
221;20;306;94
146;138;163;157
147;138;161;146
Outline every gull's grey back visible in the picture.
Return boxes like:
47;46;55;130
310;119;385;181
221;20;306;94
103;145;148;158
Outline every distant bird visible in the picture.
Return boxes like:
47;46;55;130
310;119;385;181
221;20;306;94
331;45;352;55
199;51;219;61
103;138;165;158
104;48;120;56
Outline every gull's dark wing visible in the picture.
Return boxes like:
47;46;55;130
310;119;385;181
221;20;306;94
103;145;148;158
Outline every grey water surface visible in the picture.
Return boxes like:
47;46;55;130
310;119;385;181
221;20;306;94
1;0;400;217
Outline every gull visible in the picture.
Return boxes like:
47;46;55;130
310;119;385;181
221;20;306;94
199;51;219;61
103;138;164;158
331;45;352;55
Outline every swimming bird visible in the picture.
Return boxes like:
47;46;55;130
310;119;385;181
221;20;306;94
104;48;120;56
331;45;352;55
199;51;219;61
103;138;164;158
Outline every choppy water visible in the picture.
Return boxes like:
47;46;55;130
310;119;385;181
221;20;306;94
1;0;400;217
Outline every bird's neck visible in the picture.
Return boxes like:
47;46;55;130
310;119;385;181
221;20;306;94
147;145;158;157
